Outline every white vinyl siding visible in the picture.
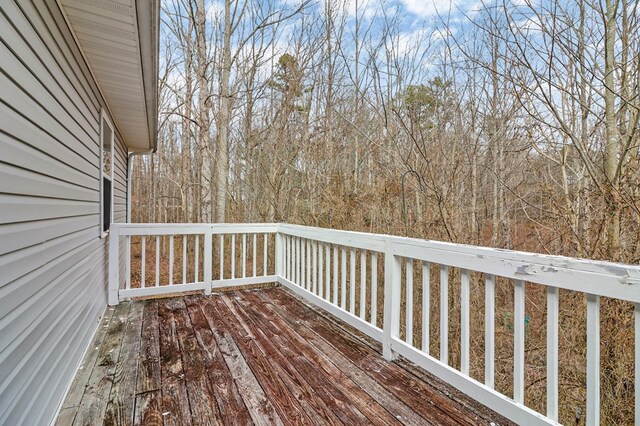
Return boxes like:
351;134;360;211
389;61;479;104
0;1;128;424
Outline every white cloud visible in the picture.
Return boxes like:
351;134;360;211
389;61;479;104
311;0;384;20
206;1;224;21
400;0;479;19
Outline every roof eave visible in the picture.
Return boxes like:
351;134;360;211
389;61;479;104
135;0;159;153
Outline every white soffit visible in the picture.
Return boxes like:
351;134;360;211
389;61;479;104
59;0;157;151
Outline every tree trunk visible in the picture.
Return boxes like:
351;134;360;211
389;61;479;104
215;0;232;223
604;0;621;259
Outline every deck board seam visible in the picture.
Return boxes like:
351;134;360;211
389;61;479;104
171;297;226;424
169;299;199;424
104;301;143;425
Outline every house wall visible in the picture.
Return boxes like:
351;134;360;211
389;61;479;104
0;1;129;424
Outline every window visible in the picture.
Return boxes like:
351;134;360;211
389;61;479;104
100;111;114;237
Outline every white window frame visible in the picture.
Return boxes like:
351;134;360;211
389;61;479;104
100;109;115;238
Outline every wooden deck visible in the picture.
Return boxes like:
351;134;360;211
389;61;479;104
56;287;511;425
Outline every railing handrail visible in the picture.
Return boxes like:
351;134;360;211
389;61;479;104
278;223;640;302
109;222;640;426
112;222;279;235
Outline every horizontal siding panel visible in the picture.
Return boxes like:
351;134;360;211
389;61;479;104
0;132;98;191
0;265;102;423
0;163;97;202
29;295;102;426
32;296;102;425
0;194;97;224
0;227;99;298
13;0;99;113
0;215;98;256
0;102;97;179
0;71;98;165
0;13;96;140
0;243;103;366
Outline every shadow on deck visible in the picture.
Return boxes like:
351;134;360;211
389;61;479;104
56;287;511;425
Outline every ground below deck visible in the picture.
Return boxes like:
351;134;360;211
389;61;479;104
56;287;511;425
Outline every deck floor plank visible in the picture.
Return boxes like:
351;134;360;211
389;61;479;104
55;407;77;426
157;300;192;426
104;302;144;426
205;296;315;425
135;300;161;395
57;287;512;426
266;288;488;426
169;298;224;425
222;292;366;425
133;390;162;426
183;296;254;425
229;291;404;425
245;290;432;425
197;296;283;426
73;303;131;426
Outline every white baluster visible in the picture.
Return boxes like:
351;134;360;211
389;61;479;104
461;269;470;375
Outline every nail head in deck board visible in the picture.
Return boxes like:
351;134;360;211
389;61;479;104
197;297;283;426
104;301;144;426
205;296;313;425
168;297;224;425
156;300;192;426
74;303;131;426
222;292;372;425
135;300;161;394
232;291;402;425
183;296;253;424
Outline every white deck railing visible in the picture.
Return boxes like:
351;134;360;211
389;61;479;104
108;222;640;426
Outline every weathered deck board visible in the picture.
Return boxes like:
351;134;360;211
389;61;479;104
56;306;116;426
196;297;281;426
56;287;512;426
104;302;144;426
73;303;130;426
169;298;223;425
227;292;399;425
132;390;161;426
219;294;366;425
266;288;494;425
241;291;429;425
204;296;314;425
157;300;192;426
183;296;254;425
135;300;160;395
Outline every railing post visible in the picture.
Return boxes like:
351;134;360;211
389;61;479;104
204;228;212;295
275;230;283;279
108;225;120;306
383;239;400;360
